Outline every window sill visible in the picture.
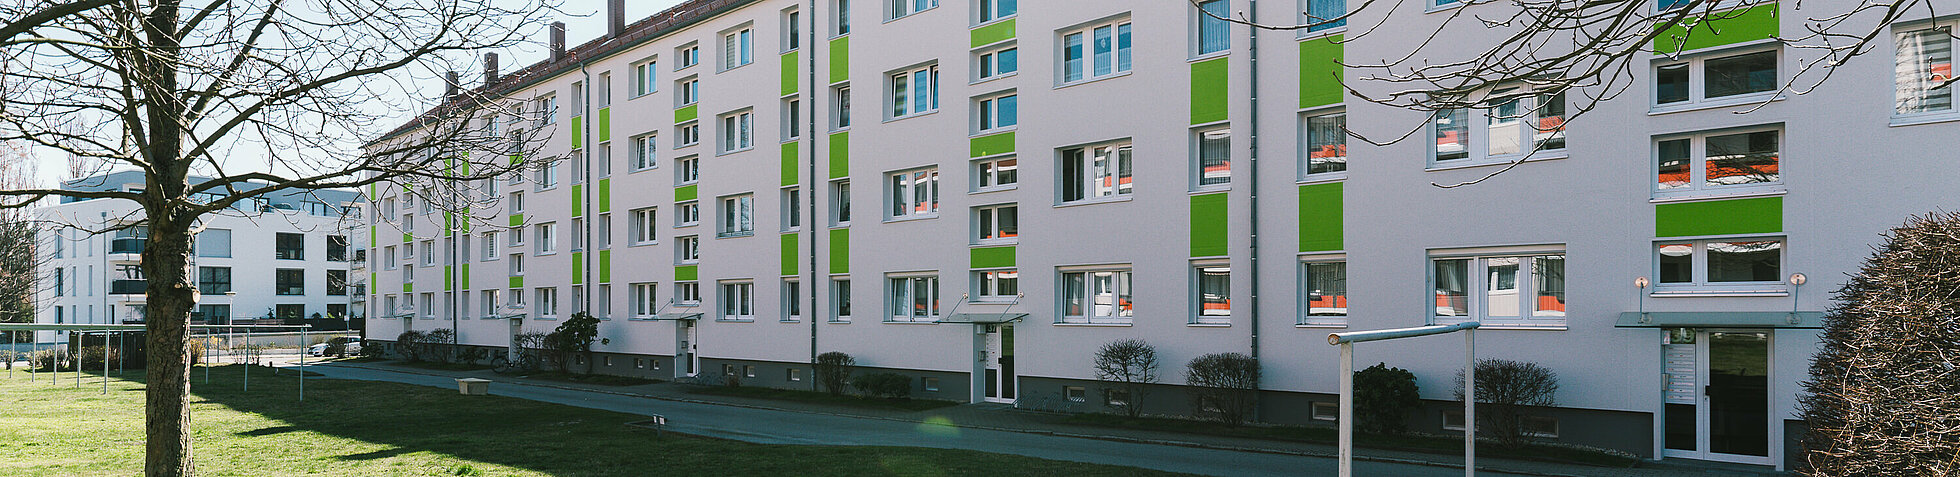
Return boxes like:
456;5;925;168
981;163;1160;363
1649;188;1785;204
972;72;1019;86
971;185;1018;195
536;251;557;256
534;316;559;321
717;147;755;157
1188;50;1230;64
677;261;699;266
1296;172;1348;185
716;318;756;323
627;316;661;321
828;318;852;324
1295;323;1348;329
1188;322;1232;328
1054;196;1134;209
676;223;700;228
829;223;851;229
1648;93;1782;116
1054;322;1134;327
1890;112;1960;128
629;241;659;248
1424;2;1467;14
1426;153;1568;172
1189;185;1231;195
676;143;700;150
1297;26;1348;41
1055;71;1133;91
629;166;659;174
1434;320;1566;331
1651;289;1789;298
883;214;939;224
718;63;753;74
974;125;1017;137
971;15;1015;30
972;239;1018;247
716;231;755;239
883;320;940;325
884;110;940;124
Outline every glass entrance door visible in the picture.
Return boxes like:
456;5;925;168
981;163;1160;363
1662;329;1773;465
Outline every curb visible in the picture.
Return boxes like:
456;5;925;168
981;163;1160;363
306;360;1594;477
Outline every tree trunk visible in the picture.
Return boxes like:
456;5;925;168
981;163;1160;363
141;217;195;476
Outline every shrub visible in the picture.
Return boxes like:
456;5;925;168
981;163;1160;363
1186;353;1260;427
1455;358;1558;448
851;372;912;399
421;329;457;364
1093;338;1159;417
814;351;855;396
547;312;604;374
1800;212;1960;476
323;337;350;357
395;331;427;362
1354;363;1421;435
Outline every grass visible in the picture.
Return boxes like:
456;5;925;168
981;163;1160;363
1061;413;1639;468
0;365;1190;476
395;361;494;372
687;385;964;412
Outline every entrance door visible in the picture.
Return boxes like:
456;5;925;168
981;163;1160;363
981;325;1016;403
676;321;698;378
1662;330;1773;465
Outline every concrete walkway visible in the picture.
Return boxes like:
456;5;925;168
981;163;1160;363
283;358;1775;477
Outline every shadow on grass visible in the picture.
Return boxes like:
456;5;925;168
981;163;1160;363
234;425;300;437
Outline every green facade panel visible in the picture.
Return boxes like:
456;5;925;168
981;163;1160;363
1190;193;1230;257
675;104;698;124
829;36;850;81
675;184;698;202
509;276;524;289
970;132;1015;158
828;131;849;179
782;141;800;186
598;250;612;283
970;19;1015;47
1653;3;1779;54
1655;196;1783;237
675;265;699;281
1299;35;1344;108
1299;182;1344;252
781;234;798;276
829;228;850;274
571;116;583;148
970;246;1016;269
572;252;584;285
369;226;377;248
571;184;583;216
403;282;413;293
1190;57;1230;125
444;266;453;291
781;51;800;95
509;214;524;227
461;264;471;290
402;232;412;244
597;108;611;142
597;179;612;213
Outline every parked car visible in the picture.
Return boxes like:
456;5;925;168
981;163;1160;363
308;337;363;357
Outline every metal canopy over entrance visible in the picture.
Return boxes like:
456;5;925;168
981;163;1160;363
940;313;1029;324
651;312;704;321
1615;311;1823;328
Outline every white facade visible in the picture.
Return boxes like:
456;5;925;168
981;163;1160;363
363;0;1960;467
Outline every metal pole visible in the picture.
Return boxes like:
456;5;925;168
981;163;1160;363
1465;328;1476;477
242;328;250;392
117;330;124;376
299;328;306;403
1338;342;1353;477
71;330;79;387
102;330;109;394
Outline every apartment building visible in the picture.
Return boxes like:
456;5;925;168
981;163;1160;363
361;0;1960;468
35;171;366;341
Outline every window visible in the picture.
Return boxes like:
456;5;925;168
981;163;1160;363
834;0;851;35
1300;260;1348;325
789;368;803;381
832;85;852;129
632;207;659;244
891;0;937;20
1059;268;1133;324
279;304;307;321
975;269;1018;301
723;27;754;70
276;233;304;260
783;98;802;139
1195;0;1230;56
1186;263;1232;323
677;155;700;184
1193;127;1231;188
1897;25;1956;116
977;93;1017;132
511;191;525;213
676;281;702;304
199;305;231;324
197;229;232;257
403;239;416;262
718;194;755;238
782;188;802;231
328;270;348;296
977;46;1019;80
327;235;348;261
1654;127;1781;197
677;235;700;263
481;290;500;318
1656;238;1784;290
597;143;613;178
782;279;802;321
1431;88;1566;164
831;278;853;321
678;78;700;106
1653;48;1778;108
1059;141;1133;203
537;287;558;318
631;282;660;318
973;204;1017;243
633;58;658;97
481;232;499;261
276;269;305;296
890;64;939;119
570;218;585;251
677;200;701;227
1301;111;1347;177
535;159;559;189
510;225;526;247
1304;0;1347;33
509;253;524;276
720;110;754;153
1061;20;1133;83
887;274;940;322
678;43;700;69
384;246;397;269
979;0;1015;22
1065;386;1087;402
719;281;755;321
421;240;436;267
1311;402;1340;421
784;10;801;51
974;156;1018;191
679;123;701;148
535;95;558;125
744;365;757;378
830;180;852;225
1431;252;1566;327
536;222;557;254
198;267;232;295
887;167;940;219
633;134;658;170
402;214;415;236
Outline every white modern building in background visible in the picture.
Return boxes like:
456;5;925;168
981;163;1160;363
361;0;1960;469
35;171;366;342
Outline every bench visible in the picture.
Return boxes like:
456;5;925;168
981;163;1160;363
456;378;492;395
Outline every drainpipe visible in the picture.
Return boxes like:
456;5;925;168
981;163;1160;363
1245;0;1264;422
580;63;593;316
805;0;821;392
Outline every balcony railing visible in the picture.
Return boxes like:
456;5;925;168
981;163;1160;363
111;237;145;254
110;279;147;295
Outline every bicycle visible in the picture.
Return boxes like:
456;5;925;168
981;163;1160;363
490;350;541;375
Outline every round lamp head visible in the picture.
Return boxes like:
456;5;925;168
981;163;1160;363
1634;277;1650;289
1789;273;1807;286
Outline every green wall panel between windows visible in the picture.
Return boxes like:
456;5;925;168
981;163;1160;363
509;276;523;289
781;51;800;96
970;132;1015;158
571;116;583;148
402;232;412;243
597;179;612;213
461;264;470;290
1299;182;1344;252
675;104;698;124
1653;3;1778;54
597;108;611;142
970;246;1015;269
1190;57;1230;125
510;154;524;165
828;131;850;179
572;252;584;285
1655;196;1783;237
445;212;455;237
830;228;850;274
970;19;1015;48
781;234;798;276
1190;193;1230;257
509;214;524;227
1299;35;1344;108
369;226;377;248
675;265;699;281
598;250;612;283
444;266;453;291
675;184;699;202
370;273;376;295
571;184;583;216
404;282;413;293
782;141;800;186
829;36;849;82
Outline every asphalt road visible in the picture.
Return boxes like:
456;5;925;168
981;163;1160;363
286;362;1524;477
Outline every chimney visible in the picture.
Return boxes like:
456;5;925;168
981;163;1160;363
608;0;626;39
549;22;566;62
444;71;459;97
484;52;500;84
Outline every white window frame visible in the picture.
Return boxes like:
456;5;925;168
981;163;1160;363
1191;262;1232;324
976;92;1018;133
1193;0;1232;57
535;222;557;255
633;58;658;97
783;9;802;52
509;225;525;247
721;26;754;71
1058;266;1134;324
973;268;1018;303
1653;236;1788;294
677;42;700;70
719;110;755;154
677;201;701;227
972;203;1017;244
890;0;938;21
781;278;802;321
1651;125;1784;200
888;64;940;119
678;77;701;106
717;194;756;238
830;277;853;322
972;155;1018;192
781;187;802;232
536;287;559;319
832;84;853;129
1429;87;1568;167
631;207;659;245
1059;18;1134;85
480;232;499;261
832;0;851;36
1650;45;1782;112
676;281;702;305
677;155;700;184
829;179;852;226
1894;22;1958;122
977;0;1015;24
631;282;660;319
677;235;700;264
886;273;940;323
783;97;803;140
1192;125;1232;190
976;44;1019;82
633;133;658;171
480;289;500;319
1300;109;1348;180
885;167;940;221
1057;140;1133;204
718;281;755;321
1299;256;1348;326
1429;248;1568;329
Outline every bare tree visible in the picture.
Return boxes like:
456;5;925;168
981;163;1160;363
0;140;36;338
0;1;559;475
1093;338;1160;418
1191;0;1952;187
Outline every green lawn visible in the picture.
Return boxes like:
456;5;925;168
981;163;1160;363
1062;414;1639;468
0;365;1188;476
